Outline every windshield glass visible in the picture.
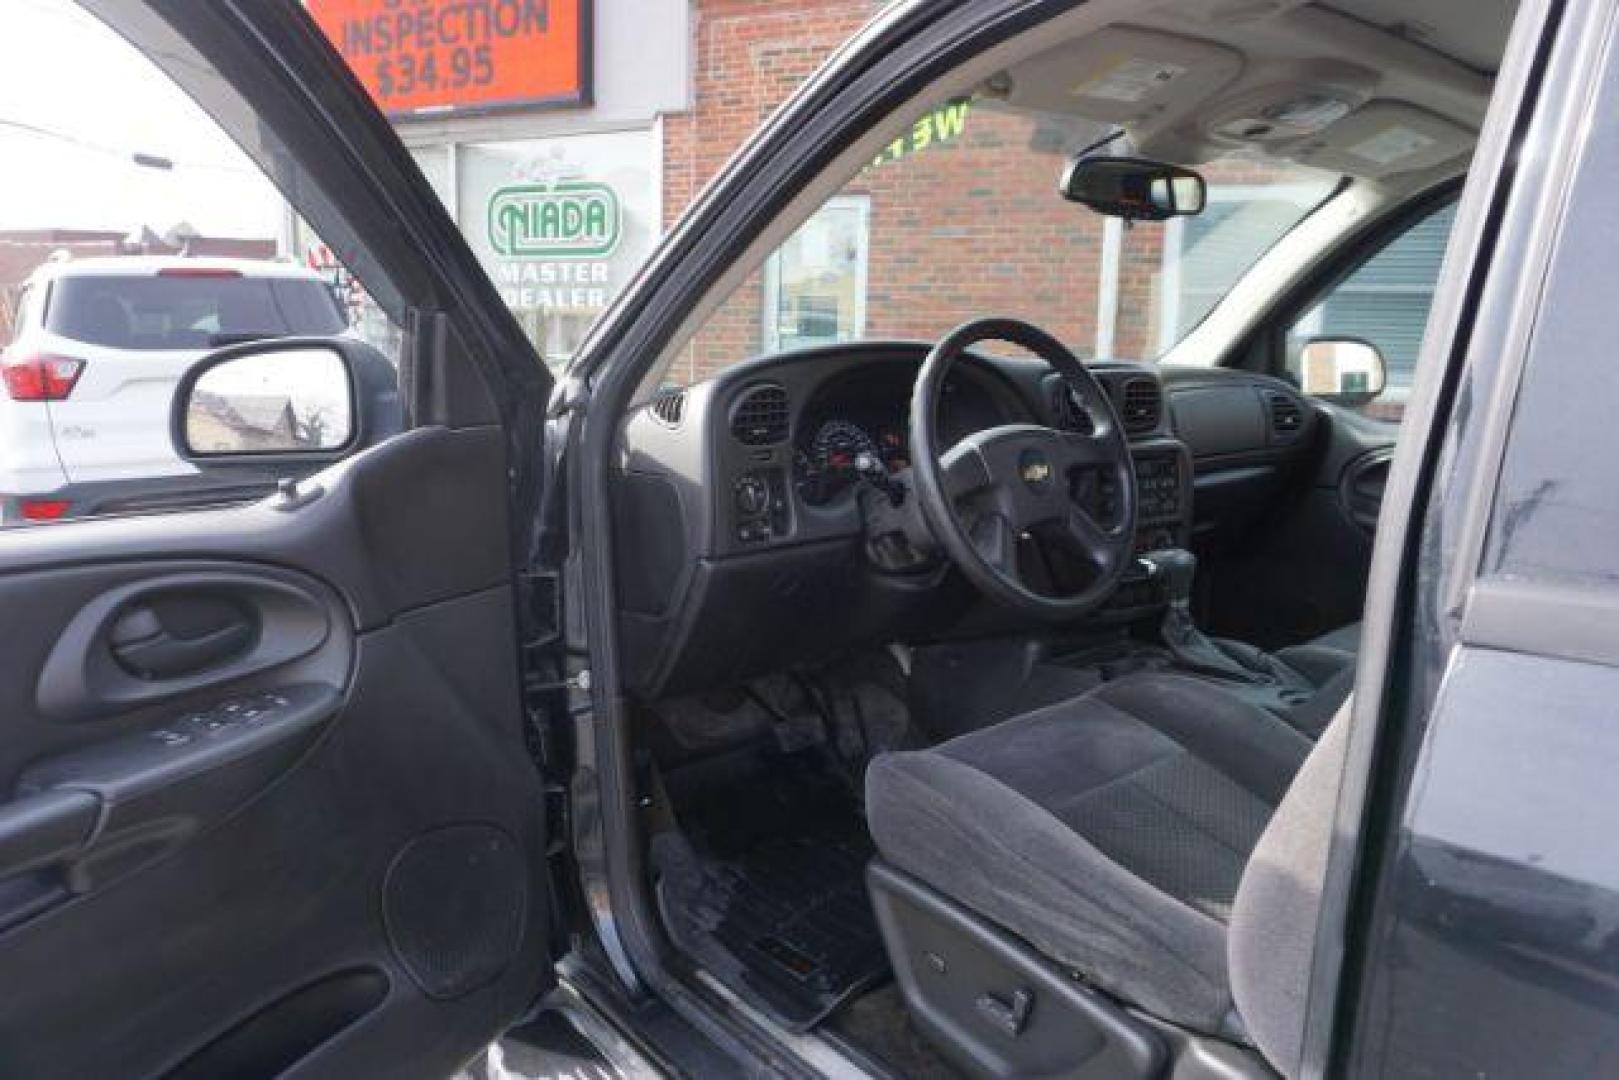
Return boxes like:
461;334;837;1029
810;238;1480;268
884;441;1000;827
666;102;1338;386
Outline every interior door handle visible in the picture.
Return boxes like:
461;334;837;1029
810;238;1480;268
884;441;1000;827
109;606;255;681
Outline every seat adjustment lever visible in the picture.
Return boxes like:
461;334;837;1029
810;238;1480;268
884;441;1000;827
976;986;1034;1037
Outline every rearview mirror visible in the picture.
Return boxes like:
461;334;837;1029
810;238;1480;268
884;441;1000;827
1298;337;1388;406
1059;156;1206;221
174;341;356;463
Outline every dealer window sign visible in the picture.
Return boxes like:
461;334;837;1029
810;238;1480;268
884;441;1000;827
309;0;592;117
489;182;621;258
451;131;657;365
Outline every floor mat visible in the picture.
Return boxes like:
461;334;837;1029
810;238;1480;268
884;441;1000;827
654;749;889;1031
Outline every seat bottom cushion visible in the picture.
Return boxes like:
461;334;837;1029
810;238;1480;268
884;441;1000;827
1274;622;1361;737
866;673;1311;1037
1276;622;1361;687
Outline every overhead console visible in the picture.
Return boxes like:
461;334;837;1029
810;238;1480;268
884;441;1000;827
1005;27;1245;136
999;9;1490;180
1290;100;1475;178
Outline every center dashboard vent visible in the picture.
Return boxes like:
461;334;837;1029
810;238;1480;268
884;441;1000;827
1266;390;1305;442
1117;378;1162;436
729;383;790;445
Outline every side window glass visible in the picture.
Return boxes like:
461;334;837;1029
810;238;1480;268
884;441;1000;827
0;1;402;528
1285;200;1458;422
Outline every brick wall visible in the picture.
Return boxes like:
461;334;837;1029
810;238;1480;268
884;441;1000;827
661;0;877;383
661;0;879;231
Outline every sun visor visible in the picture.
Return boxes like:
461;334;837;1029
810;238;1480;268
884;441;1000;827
1005;27;1243;130
1293;101;1474;178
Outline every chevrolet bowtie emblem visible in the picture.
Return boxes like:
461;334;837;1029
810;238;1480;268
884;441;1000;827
1019;450;1053;487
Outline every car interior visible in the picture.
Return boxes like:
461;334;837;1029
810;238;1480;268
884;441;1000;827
602;1;1519;1076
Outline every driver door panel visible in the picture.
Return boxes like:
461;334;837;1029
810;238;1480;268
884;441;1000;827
0;427;551;1078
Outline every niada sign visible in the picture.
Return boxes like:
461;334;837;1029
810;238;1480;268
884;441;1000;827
489;181;621;258
443;132;656;365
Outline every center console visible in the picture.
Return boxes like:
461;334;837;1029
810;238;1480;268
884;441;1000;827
1131;450;1191;554
1092;439;1193;615
1124;546;1333;731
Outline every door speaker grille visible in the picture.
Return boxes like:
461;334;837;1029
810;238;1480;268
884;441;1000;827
383;824;527;1000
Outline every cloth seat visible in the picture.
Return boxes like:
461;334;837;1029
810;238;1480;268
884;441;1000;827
866;671;1315;1040
1207;622;1363;737
1272;621;1361;737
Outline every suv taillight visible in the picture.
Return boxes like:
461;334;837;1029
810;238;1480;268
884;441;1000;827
2;354;85;401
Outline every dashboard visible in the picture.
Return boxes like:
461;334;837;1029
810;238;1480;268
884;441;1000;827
612;342;1217;697
608;346;1327;702
611;341;1356;700
613;342;1326;702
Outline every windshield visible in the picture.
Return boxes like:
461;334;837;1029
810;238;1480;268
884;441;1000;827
666;103;1338;386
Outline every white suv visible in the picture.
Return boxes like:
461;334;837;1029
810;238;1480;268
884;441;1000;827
0;256;351;523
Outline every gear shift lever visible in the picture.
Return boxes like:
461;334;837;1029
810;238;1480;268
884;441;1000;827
1150;547;1199;613
1143;548;1279;683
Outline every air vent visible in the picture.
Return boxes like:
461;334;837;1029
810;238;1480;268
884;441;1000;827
729;384;789;445
1117;378;1162;436
648;387;686;427
1046;379;1094;435
1267;390;1304;441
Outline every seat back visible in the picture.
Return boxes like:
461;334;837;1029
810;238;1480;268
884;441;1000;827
1226;706;1352;1076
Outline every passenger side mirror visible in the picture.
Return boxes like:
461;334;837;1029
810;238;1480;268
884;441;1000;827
1297;337;1388;406
1059;156;1206;221
173;340;356;465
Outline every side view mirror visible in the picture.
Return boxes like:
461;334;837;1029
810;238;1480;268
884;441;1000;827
1297;337;1388;407
172;338;364;467
1059;156;1206;221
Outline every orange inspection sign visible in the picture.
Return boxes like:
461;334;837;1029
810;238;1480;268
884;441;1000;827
309;0;591;118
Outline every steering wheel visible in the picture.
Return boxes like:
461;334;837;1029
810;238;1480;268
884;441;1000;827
909;317;1137;620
